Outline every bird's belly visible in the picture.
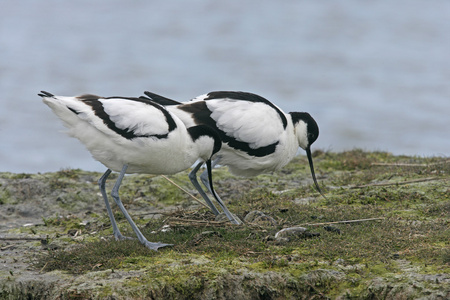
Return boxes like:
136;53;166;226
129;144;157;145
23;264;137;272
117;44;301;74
69;124;195;175
101;143;195;175
217;145;296;177
124;149;194;175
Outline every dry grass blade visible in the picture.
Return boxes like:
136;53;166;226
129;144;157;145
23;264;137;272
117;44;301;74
349;177;447;189
0;236;47;241
167;217;232;227
371;159;450;167
161;175;210;209
299;217;385;227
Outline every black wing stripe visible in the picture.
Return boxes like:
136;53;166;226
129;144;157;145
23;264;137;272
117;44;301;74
204;91;288;129
80;96;176;140
104;96;178;133
179;101;278;157
68;107;80;115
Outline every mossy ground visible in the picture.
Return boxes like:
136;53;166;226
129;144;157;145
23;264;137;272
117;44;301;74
1;150;449;299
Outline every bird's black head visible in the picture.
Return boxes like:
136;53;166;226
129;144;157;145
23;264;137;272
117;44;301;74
290;112;319;149
289;112;326;199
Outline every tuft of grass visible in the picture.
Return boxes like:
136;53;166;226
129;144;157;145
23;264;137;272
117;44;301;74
38;238;154;274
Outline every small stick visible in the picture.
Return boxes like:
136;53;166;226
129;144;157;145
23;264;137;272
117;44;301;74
167;217;229;225
161;175;210;209
167;218;234;228
371;159;450;167
40;262;48;273
133;211;177;217
169;222;225;228
0;236;47;241
350;177;446;189
299;217;385;227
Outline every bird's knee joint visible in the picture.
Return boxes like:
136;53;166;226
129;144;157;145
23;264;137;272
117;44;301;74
111;189;120;199
188;171;197;181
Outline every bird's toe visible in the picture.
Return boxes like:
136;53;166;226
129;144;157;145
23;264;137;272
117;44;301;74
144;241;174;251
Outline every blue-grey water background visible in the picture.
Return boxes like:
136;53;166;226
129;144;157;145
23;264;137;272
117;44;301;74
1;0;449;173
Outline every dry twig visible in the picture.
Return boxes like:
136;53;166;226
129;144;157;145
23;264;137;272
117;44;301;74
0;236;47;241
167;217;232;227
349;177;447;189
371;159;450;167
161;175;210;209
299;217;385;227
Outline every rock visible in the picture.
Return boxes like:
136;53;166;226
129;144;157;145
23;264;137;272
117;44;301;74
243;210;277;226
323;225;341;234
253;215;277;226
243;210;265;222
274;227;320;244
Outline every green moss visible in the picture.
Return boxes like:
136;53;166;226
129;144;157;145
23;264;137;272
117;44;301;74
42;215;83;229
0;185;10;205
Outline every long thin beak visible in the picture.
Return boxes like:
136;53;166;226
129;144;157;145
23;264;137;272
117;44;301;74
306;147;327;200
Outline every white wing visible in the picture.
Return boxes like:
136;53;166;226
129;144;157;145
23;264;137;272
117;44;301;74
206;99;285;149
99;98;171;138
45;95;175;140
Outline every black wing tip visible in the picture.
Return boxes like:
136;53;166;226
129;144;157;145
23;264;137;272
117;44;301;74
143;91;181;105
38;91;54;98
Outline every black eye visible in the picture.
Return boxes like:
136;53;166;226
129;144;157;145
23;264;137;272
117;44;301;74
308;132;317;143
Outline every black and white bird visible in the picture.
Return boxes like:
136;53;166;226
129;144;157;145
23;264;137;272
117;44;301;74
39;91;235;250
141;91;326;220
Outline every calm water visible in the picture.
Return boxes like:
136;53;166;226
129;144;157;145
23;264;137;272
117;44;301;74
1;0;449;173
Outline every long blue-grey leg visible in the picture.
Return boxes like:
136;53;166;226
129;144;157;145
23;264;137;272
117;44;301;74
98;169;131;240
111;164;173;251
189;161;220;215
205;160;241;225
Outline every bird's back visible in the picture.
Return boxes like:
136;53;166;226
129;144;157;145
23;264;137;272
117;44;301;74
40;92;206;174
165;92;299;176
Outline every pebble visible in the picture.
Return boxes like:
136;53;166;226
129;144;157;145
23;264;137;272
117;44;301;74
323;226;341;234
243;210;277;226
274;226;320;244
